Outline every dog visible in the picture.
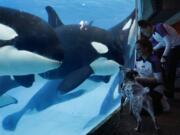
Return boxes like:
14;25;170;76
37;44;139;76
119;69;159;132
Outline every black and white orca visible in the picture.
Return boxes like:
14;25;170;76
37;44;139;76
38;6;125;93
39;6;136;93
0;6;64;87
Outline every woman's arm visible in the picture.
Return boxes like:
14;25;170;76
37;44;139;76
135;76;157;86
153;41;165;50
162;35;171;57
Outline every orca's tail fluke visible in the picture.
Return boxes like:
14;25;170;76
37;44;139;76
45;6;64;28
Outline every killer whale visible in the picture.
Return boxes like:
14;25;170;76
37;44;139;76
39;6;137;92
0;6;64;87
0;19;61;77
38;6;125;92
0;6;64;61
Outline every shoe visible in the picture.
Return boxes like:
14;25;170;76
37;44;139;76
164;89;175;99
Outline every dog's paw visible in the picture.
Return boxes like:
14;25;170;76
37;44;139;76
155;126;160;130
134;127;141;132
120;106;124;113
155;128;161;135
134;122;142;132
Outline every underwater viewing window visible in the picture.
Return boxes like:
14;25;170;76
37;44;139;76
0;0;135;135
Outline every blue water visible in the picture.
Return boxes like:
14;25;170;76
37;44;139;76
0;0;134;29
0;1;134;135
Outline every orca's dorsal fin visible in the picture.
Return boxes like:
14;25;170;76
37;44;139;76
45;6;64;28
88;20;94;26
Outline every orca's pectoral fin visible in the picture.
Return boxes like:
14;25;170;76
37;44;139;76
45;6;64;28
13;74;35;88
58;66;93;94
89;75;111;83
0;95;17;108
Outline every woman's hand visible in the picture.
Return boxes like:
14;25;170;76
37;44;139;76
160;56;167;69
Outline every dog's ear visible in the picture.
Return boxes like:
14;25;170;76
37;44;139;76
133;70;139;77
123;69;132;81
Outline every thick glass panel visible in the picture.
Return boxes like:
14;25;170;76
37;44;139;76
0;1;134;134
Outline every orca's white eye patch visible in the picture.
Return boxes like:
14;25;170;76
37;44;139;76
0;23;18;40
91;41;109;54
122;18;132;31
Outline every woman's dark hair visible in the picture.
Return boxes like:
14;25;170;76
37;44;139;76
138;20;152;28
136;39;153;53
